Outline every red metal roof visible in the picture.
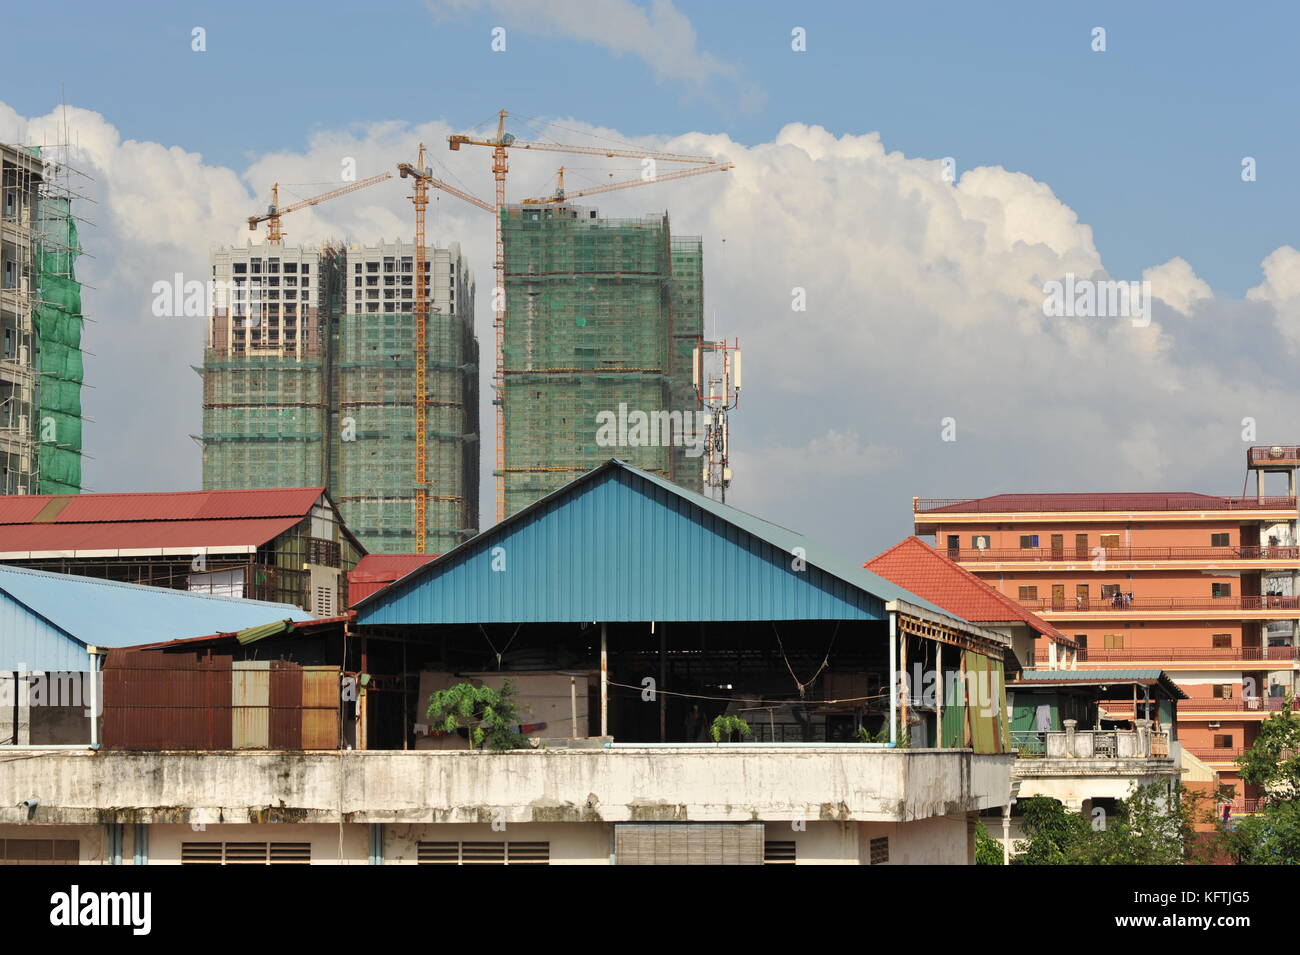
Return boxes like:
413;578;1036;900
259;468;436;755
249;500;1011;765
866;537;1067;642
915;492;1294;514
0;487;325;525
0;518;302;554
0;488;327;555
347;553;438;606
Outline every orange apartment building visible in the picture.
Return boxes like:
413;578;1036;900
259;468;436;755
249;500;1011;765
912;446;1300;807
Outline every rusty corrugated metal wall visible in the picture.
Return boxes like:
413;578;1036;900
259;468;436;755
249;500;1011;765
103;651;233;749
103;650;338;750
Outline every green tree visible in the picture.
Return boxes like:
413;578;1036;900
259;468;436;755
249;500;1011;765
1012;784;1209;865
1225;800;1300;864
710;714;752;742
974;818;1004;865
1012;796;1090;864
1226;698;1300;863
1238;696;1300;796
426;680;528;752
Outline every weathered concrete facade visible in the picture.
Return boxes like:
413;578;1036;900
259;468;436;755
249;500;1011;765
0;747;1014;827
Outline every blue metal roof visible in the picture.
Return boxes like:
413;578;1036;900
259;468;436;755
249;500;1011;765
0;565;313;670
357;459;955;625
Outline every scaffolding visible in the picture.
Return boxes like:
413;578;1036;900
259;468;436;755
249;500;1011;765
0;142;89;496
331;306;477;553
202;242;478;555
501;203;703;515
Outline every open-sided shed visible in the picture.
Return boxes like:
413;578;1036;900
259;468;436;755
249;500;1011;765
354;460;1013;751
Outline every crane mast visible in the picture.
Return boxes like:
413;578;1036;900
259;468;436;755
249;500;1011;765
398;145;433;553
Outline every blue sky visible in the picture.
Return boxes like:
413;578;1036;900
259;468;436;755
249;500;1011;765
7;0;1296;296
5;1;1299;553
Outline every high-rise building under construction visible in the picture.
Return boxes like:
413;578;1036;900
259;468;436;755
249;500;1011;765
1;143;86;497
202;240;478;554
501;203;704;516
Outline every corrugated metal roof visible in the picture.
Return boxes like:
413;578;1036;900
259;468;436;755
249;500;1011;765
347;554;438;606
0;564;313;669
0;517;301;556
917;492;1275;513
1012;669;1186;699
866;537;1067;642
0;487;325;525
356;460;957;625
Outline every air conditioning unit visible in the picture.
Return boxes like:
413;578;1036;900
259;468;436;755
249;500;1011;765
1208;721;1221;730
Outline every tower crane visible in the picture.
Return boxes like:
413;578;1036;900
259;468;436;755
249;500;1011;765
444;109;731;523
523;161;733;205
247;173;393;244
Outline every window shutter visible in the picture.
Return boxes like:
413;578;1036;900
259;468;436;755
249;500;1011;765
614;823;764;865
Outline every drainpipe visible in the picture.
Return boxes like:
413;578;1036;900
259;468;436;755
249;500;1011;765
888;612;897;746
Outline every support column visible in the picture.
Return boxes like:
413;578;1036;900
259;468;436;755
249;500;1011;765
888;612;897;746
657;622;666;743
132;823;149;866
935;643;943;747
600;623;608;738
359;636;369;750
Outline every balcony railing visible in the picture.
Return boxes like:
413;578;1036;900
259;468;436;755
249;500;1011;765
915;495;1296;514
1080;646;1300;662
1185;747;1244;761
1018;595;1300;613
1249;446;1300;466
1175;697;1290;713
950;545;1300;563
1013;726;1170;760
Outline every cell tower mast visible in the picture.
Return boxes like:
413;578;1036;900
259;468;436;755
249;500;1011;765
693;338;741;503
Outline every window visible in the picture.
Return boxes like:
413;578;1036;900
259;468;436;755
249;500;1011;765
1101;584;1121;598
1212;583;1232;598
1103;634;1124;649
1213;735;1233;749
1019;535;1039;549
417;841;549;865
1;839;78;864
1099;534;1120;549
869;836;889;865
764;841;796;865
1074;634;1088;649
1212;633;1232;649
181;842;310;865
971;535;991;550
1211;533;1230;547
1018;586;1038;600
1212;684;1234;699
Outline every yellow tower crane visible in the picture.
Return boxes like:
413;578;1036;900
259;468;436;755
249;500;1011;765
247;173;393;244
445;109;731;523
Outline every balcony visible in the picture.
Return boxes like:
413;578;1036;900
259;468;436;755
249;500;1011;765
1013;726;1170;760
915;494;1296;514
1079;646;1300;663
1018;595;1300;617
1011;722;1180;794
1172;697;1290;714
949;544;1300;565
1184;747;1244;762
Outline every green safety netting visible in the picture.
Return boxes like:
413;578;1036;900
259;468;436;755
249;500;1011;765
34;195;84;494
